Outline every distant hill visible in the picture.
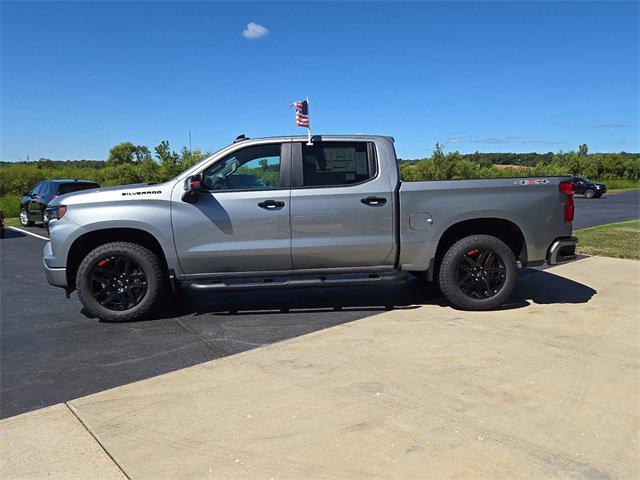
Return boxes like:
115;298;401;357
0;159;105;168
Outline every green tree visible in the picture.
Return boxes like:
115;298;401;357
154;141;181;179
578;143;589;156
107;142;151;165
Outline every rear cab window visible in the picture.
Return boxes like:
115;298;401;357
300;142;376;187
58;183;100;195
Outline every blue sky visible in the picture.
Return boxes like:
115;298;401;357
1;1;638;161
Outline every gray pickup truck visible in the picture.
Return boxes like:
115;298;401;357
43;135;577;322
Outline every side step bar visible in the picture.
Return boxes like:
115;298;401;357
189;272;407;293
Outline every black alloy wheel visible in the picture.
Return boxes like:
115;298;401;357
438;234;517;311
90;256;148;311
456;249;507;299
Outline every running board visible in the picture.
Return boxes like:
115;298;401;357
189;272;407;293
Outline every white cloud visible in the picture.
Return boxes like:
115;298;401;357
242;22;268;39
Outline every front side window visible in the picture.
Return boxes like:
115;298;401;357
32;183;44;196
302;142;373;187
202;144;282;191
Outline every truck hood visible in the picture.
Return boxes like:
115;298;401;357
48;183;169;207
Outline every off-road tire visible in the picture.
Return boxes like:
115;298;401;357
584;189;595;199
438;234;517;311
19;209;34;227
76;242;166;322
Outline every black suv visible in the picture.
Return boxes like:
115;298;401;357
20;180;100;227
571;177;607;199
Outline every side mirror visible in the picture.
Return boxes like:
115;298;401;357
23;191;31;197
182;174;203;203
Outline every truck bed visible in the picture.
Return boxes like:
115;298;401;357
398;177;573;272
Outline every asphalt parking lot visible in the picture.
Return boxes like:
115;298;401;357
1;228;441;418
1;190;638;419
572;189;640;228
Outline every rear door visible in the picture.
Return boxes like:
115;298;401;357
172;142;293;275
289;140;394;269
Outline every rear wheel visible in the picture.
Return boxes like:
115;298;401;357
19;209;34;227
76;242;166;322
584;188;595;199
438;234;517;311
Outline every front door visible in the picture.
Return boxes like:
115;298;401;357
172;142;292;275
28;182;45;221
289;141;395;269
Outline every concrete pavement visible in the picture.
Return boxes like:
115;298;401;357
1;255;639;479
0;404;126;479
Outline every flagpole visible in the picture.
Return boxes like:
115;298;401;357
306;96;313;145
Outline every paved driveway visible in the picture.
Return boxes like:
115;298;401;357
3;255;637;479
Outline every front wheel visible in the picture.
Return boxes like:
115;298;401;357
76;242;167;322
19;209;34;227
584;189;595;199
438;235;517;311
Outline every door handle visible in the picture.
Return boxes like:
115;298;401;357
361;196;387;206
258;199;285;209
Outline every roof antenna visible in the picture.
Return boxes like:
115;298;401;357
234;134;249;143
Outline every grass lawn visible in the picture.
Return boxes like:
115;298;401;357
3;217;21;228
575;220;640;260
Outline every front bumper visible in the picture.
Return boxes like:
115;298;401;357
43;241;67;287
44;259;67;287
547;236;578;265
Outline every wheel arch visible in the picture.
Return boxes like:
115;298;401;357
428;218;527;281
66;228;169;289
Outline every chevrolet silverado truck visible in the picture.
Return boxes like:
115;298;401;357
43;135;578;322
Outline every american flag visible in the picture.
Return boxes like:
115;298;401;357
290;100;310;128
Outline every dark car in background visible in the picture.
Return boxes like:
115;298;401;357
571;177;607;199
20;180;100;227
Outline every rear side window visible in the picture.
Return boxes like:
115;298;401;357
58;183;100;195
301;142;375;187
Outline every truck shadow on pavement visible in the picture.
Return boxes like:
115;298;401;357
144;267;597;321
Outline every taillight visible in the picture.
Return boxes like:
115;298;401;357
559;180;574;222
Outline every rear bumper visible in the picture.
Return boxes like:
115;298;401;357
547;236;578;265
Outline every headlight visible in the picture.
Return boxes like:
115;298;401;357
45;205;67;221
